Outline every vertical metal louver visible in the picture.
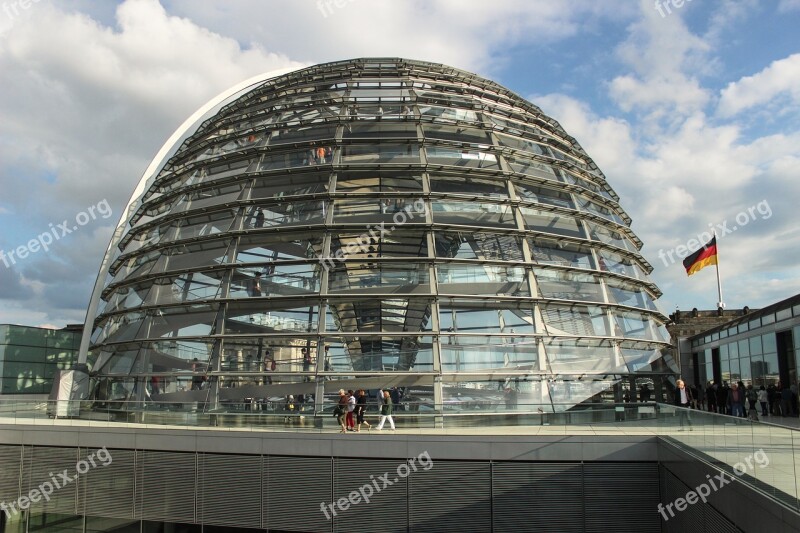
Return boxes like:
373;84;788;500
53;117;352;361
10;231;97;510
80;447;135;519
23;445;79;516
493;461;584;532
0;445;22;505
333;457;408;533
584;463;660;532
197;453;262;528
266;455;332;532
135;450;197;523
409;460;491;533
661;467;704;532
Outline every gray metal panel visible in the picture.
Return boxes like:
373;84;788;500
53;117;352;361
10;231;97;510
493;461;584;532
135;449;197;523
0;444;22;504
80;447;135;519
704;504;742;533
661;466;703;532
333;457;408;533
266;455;332;532
584;463;660;533
197;452;262;528
409;460;491;533
23;445;79;516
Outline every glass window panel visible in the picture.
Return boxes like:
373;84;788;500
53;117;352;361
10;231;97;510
441;378;549;413
335;172;423;193
762;352;779;384
219;337;316;377
441;335;538;372
93;311;146;345
155;239;233;274
721;343;730;361
729;358;741;382
139;340;211;374
749;354;766;386
230;264;322;298
737;339;749;357
541;304;608;337
437;264;529;296
506;155;559;181
439;301;535;334
343;122;417;139
249;173;330;200
776;307;792;322
749;336;762;355
169;208;238;242
426;146;499;169
323;336;434;372
515;182;574;208
606;280;659;312
341;144;419;164
327;298;434;333
334;198;424;223
429;175;508;199
739;354;752;384
144;305;218;339
236;233;323;263
248;200;326;227
520;207;585;238
496;133;548;156
586;222;636;252
544;339;624;373
431;200;515;228
331;230;429;259
576;196;624;224
268;124;337;145
597;249;644;278
533;268;604;303
562;170;612;199
423;124;490;143
258;148;333;170
226;302;318;334
328;264;430;294
620;344;667;373
416;104;470;123
761;333;776;354
613;310;661;341
0;325;49;347
761;313;775;325
529;238;594;269
435;231;523;261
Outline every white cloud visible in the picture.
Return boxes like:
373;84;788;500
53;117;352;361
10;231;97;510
717;53;800;117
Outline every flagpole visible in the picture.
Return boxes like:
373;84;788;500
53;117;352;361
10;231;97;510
714;230;724;309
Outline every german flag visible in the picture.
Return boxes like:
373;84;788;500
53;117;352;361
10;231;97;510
683;236;718;276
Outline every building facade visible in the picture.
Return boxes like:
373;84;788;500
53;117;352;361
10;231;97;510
81;58;675;416
690;294;800;389
0;324;80;397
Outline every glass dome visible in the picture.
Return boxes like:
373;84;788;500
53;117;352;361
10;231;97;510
82;58;676;416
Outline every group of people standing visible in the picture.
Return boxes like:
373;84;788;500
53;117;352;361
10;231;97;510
335;389;395;433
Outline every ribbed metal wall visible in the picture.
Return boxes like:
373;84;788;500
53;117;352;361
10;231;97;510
334;458;408;533
410;461;491;533
493;462;584;532
134;449;196;523
584;463;660;532
661;466;741;532
266;455;332;532
3;444;668;532
0;444;21;505
80;447;135;519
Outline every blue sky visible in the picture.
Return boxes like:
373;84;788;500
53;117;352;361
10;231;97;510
0;0;799;327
